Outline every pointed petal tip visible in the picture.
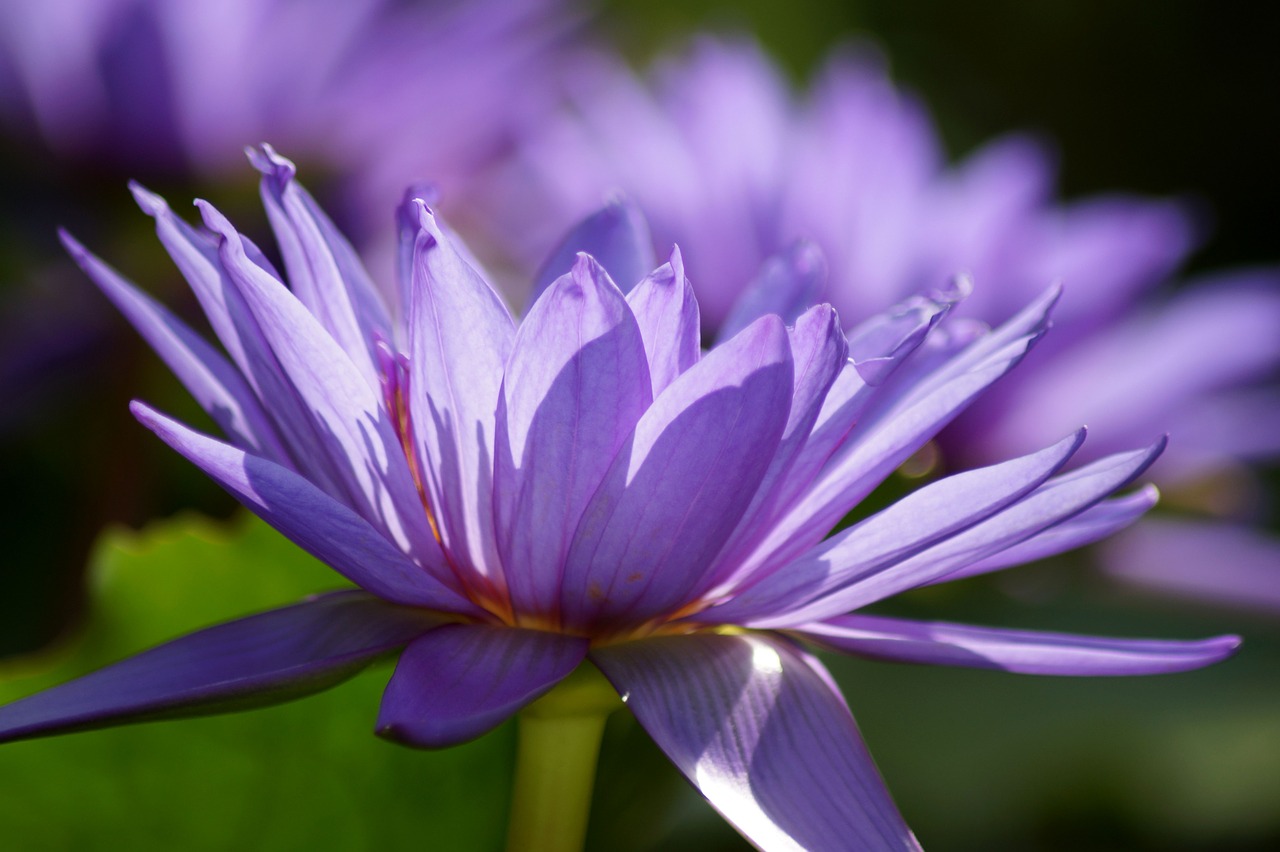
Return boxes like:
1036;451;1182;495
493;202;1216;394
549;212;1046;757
245;143;295;182
56;227;84;257
128;181;167;216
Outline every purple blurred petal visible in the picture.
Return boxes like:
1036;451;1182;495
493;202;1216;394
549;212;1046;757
709;430;1085;624
592;632;920;851
408;201;515;585
1102;518;1280;613
134;403;469;612
797;614;1240;675
939;485;1159;582
196;199;436;559
0;592;445;744
717;240;827;342
561;315;793;630
625;245;701;396
60;229;289;464
494;255;653;618
377;623;587;748
248;144;392;384
530;197;656;305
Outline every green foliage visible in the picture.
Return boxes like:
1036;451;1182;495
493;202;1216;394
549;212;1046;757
0;513;513;852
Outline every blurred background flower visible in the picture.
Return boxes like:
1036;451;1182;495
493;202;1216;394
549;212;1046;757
0;0;1277;850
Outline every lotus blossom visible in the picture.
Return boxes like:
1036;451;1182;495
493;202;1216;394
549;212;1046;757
485;36;1280;609
0;150;1238;850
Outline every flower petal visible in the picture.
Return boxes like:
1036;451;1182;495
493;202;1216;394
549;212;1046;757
495;255;653;617
408;201;516;583
248;144;392;386
625;245;701;396
60;229;290;465
717;241;827;342
377;624;588;748
761;438;1166;626
196;200;437;560
939;485;1159;582
0;592;445;744
561;315;793;630
796;614;1241;675
134;403;470;612
591;632;921;851
530;197;656;304
708;430;1085;623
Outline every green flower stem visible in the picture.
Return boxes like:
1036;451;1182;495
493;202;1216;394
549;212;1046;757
505;662;622;852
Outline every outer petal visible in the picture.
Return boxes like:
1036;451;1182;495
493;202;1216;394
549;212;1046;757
938;485;1159;581
530;197;656;304
625;245;701;396
717;241;827;342
707;430;1085;623
759;439;1167;626
377;624;588;748
248;144;392;385
0;592;446;744
795;614;1240;675
197;200;437;560
60;229;289;464
409;201;516;584
134;403;473;612
561;315;793;630
495;255;653;617
592;632;920;851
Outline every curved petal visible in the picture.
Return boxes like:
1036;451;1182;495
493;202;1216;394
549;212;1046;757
758;439;1167;627
592;632;920;851
196;200;436;559
248;144;391;385
0;592;445;744
495;255;652;617
795;614;1241;675
530;197;656;304
134;403;472;612
60;229;289;464
561;315;793;630
377;624;588;748
408;201;515;584
625;245;701;396
709;430;1085;624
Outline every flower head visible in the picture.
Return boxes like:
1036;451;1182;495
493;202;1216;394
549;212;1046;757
0;152;1239;850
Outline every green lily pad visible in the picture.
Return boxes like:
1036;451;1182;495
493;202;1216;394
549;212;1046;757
0;513;513;852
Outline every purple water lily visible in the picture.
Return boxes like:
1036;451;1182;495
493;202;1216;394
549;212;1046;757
485;36;1280;609
0;150;1238;850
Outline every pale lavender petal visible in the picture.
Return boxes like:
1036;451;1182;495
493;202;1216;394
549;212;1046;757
625;245;701;396
704;304;849;593
248;144;392;385
744;291;1057;579
1102;518;1280;613
197;200;437;560
796;614;1240;675
60;229;289;464
717;241;827;342
377;623;588;748
0;592;446;744
134;403;470;612
530;197;656;305
940;485;1159;581
592;632;920;851
708;430;1085;623
759;439;1167;626
561;315;793;630
408;201;516;584
845;275;969;386
495;255;652;617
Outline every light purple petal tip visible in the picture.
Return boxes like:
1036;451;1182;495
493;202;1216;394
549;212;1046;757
530;197;657;306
